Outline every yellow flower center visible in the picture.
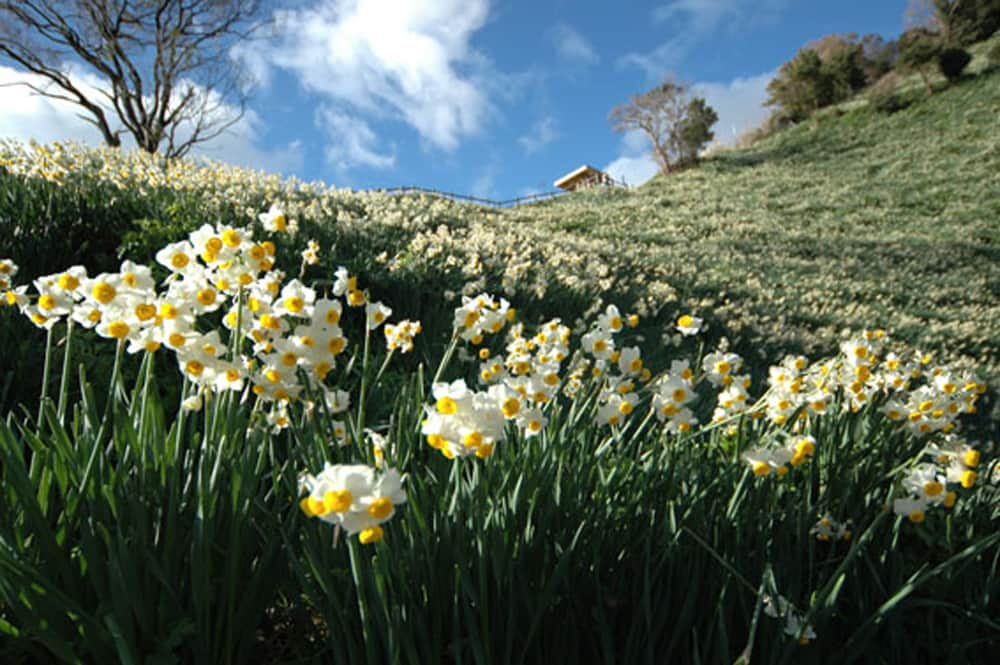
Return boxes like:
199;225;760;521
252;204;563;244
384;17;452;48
328;337;346;355
501;397;520;418
107;321;130;339
923;481;943;497
222;229;241;248
323;489;353;513
196;289;216;306
92;281;116;304
359;525;384;545
436;396;458;415
367;496;393;520
135;303;156;321
58;273;79;290
171;253;189;269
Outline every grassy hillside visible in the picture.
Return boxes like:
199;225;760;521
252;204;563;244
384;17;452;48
499;61;1000;373
1;39;999;665
2;54;999;406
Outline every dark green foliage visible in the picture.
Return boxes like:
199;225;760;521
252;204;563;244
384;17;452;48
898;27;945;93
938;46;972;81
767;49;833;120
934;0;1000;45
826;42;869;100
677;97;719;165
0;363;295;665
767;36;875;120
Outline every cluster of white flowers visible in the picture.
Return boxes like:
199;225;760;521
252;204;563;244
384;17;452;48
743;435;817;478
760;333;983;434
892;435;982;523
453;292;514;344
763;594;817;645
650;360;699;434
0;259;17;292
810;514;852;542
3;138;995;386
299;463;407;544
0;219;420;435
384;320;422;353
421;379;514;459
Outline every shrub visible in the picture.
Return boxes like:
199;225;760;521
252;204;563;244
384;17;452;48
933;0;1000;46
767;49;835;120
897;27;944;95
938;47;972;82
867;73;910;114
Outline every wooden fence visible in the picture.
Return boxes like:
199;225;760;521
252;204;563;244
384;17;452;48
377;181;627;209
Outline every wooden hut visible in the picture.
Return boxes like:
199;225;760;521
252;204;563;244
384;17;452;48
553;164;617;191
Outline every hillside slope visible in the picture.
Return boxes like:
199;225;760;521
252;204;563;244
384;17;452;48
496;63;1000;374
1;58;998;399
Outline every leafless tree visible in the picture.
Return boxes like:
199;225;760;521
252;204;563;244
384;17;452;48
609;76;717;176
0;0;266;158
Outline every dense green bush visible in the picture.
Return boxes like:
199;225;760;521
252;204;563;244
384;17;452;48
933;0;1000;46
938;46;972;82
897;27;944;94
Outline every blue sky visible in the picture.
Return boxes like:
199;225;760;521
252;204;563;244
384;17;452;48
0;1;908;198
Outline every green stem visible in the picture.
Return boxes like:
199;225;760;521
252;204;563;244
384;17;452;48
37;325;54;426
356;323;372;441
372;349;396;387
57;319;74;423
432;331;460;385
348;538;378;665
94;339;125;447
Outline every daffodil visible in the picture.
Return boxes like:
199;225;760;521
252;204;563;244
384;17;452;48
675;313;703;336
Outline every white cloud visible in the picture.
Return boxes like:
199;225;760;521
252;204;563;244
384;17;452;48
0;65;304;174
603;154;660;188
256;0;493;159
604;129;659;187
622;0;789;79
549;23;599;65
0;65;111;146
692;70;774;145
517;116;559;155
316;106;395;171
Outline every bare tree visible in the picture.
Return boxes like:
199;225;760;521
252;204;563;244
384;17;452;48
0;1;266;158
609;76;718;176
